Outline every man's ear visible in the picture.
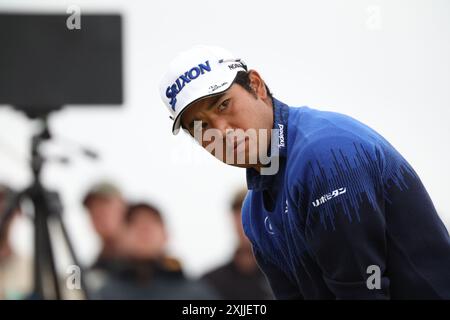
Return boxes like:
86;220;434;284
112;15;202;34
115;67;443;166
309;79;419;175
248;69;268;100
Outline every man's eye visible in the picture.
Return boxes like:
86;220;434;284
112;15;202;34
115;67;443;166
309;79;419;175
217;99;230;112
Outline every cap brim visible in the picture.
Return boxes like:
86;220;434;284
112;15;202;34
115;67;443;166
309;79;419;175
171;79;235;135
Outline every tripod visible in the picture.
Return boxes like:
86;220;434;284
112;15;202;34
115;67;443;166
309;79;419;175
0;111;90;299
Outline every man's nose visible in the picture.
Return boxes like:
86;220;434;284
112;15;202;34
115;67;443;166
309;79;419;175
209;115;230;137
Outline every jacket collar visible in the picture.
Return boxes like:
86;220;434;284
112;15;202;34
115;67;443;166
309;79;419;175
246;97;289;191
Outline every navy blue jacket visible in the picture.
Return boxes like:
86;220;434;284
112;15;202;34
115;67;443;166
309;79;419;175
242;98;450;299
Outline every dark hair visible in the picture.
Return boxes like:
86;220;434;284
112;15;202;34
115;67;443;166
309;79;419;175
233;71;273;101
126;202;164;224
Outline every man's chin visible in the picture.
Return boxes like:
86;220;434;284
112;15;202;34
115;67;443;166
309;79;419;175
222;157;258;169
211;149;260;169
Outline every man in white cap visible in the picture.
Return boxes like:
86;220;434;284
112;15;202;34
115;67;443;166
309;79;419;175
159;45;450;299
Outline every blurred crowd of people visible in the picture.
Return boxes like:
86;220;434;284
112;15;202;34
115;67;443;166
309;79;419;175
0;181;272;300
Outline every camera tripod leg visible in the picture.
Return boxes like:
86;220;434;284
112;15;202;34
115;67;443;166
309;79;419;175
53;210;91;300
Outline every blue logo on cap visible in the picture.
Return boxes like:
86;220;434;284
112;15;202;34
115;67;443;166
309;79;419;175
166;60;212;111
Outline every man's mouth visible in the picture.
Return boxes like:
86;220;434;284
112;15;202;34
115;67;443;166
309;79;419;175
232;137;249;154
233;139;243;152
224;138;243;155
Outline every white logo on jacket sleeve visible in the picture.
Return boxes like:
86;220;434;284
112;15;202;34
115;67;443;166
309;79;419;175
312;187;347;207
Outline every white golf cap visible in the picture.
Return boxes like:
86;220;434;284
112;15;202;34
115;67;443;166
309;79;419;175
159;45;247;135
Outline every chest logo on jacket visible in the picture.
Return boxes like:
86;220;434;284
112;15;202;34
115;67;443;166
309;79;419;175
312;187;347;208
